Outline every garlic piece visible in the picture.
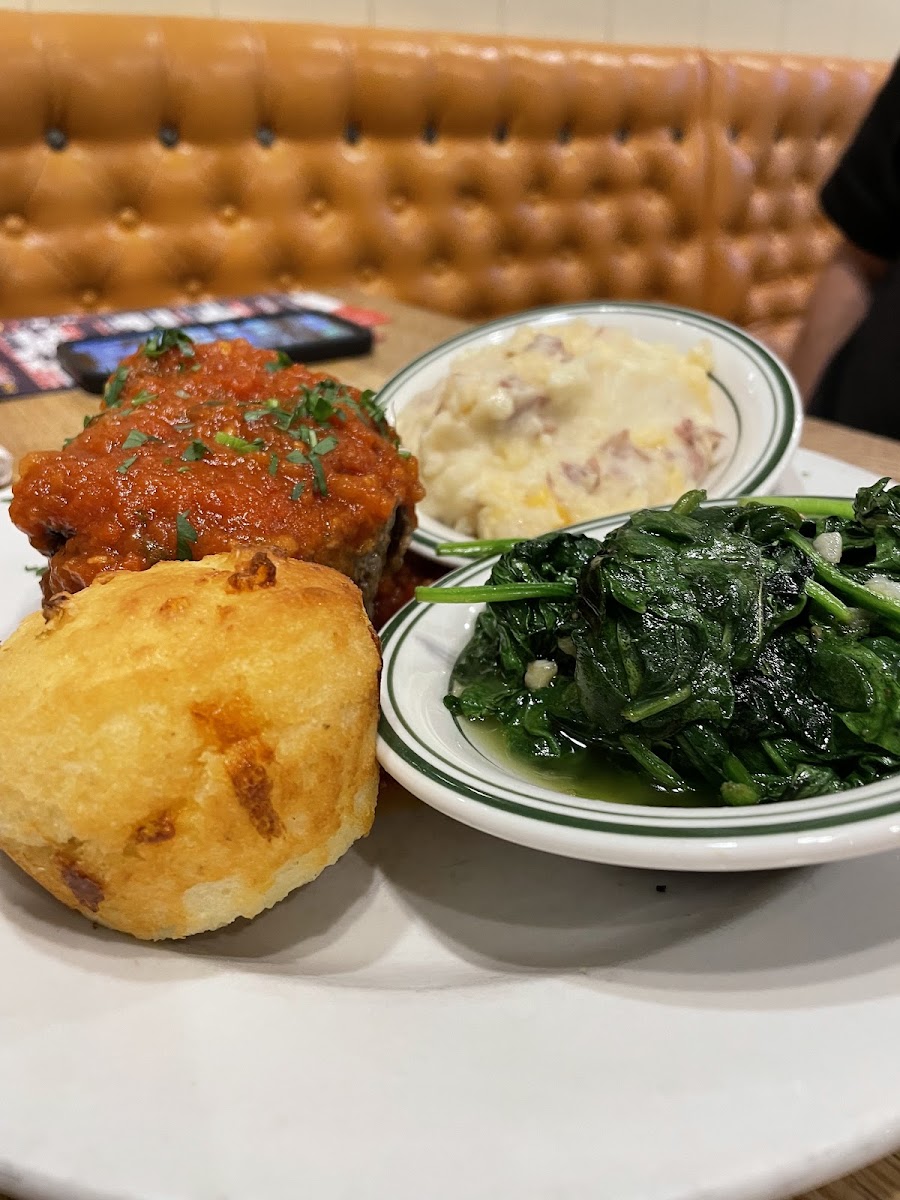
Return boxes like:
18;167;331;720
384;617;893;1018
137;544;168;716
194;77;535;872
813;530;843;564
524;659;558;689
866;575;900;602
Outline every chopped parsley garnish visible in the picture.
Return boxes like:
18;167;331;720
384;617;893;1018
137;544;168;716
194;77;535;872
258;386;347;434
143;328;196;359
175;511;198;560
341;386;389;435
24;564;47;577
264;350;293;372
285;433;336;495
289;424;336;455
290;480;305;501
181;440;209;461
214;432;266;454
360;388;387;425
116;455;138;474
398;448;411;458
103;366;130;408
268;454;279;476
1;496;11;504
297;387;341;423
245;384;358;454
269;406;297;432
244;403;281;422
122;429;160;450
130;389;157;407
309;454;327;495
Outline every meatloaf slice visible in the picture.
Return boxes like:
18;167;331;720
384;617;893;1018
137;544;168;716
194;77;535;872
10;333;423;615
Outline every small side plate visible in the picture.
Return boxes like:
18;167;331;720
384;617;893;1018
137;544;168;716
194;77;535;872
377;301;802;564
378;480;900;872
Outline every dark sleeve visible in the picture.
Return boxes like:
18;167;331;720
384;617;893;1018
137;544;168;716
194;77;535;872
821;57;900;260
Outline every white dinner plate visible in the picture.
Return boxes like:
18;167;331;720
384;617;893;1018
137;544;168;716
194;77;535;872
377;302;802;564
2;453;900;1200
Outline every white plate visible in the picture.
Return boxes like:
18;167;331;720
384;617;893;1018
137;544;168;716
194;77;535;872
377;302;802;563
3;457;900;1200
379;458;900;874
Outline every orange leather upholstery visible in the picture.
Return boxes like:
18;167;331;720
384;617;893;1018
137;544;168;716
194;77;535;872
0;12;886;356
706;52;888;357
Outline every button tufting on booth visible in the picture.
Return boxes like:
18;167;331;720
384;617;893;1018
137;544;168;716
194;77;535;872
0;12;885;365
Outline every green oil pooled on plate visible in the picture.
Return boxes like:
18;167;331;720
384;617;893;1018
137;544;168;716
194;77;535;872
462;718;715;808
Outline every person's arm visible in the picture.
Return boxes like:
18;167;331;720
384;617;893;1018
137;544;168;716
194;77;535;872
789;241;889;406
789;58;900;410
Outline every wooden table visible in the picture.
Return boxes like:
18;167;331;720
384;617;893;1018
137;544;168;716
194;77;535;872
1;293;899;1200
1;293;899;483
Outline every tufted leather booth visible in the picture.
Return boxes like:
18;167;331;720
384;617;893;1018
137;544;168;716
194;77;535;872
0;12;887;357
706;52;887;355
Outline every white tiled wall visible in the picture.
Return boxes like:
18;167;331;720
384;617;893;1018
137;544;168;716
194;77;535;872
6;0;900;60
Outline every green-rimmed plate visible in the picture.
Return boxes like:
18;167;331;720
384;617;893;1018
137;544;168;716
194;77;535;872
378;490;900;873
377;301;802;564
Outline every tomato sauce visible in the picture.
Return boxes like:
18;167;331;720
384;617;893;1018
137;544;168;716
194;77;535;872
11;337;424;612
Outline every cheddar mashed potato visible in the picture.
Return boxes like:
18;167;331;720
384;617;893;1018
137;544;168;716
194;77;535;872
396;321;723;540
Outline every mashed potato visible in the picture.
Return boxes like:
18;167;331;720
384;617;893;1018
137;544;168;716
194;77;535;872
396;321;723;540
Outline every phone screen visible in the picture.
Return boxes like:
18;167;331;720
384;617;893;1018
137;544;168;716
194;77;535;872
66;312;361;376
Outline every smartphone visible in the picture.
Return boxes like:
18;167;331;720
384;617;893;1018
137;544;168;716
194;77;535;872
57;309;374;393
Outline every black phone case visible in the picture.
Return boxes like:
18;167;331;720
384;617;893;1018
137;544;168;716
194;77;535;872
57;309;374;394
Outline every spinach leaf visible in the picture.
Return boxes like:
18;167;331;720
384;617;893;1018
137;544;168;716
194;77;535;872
447;533;597;755
443;482;900;805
